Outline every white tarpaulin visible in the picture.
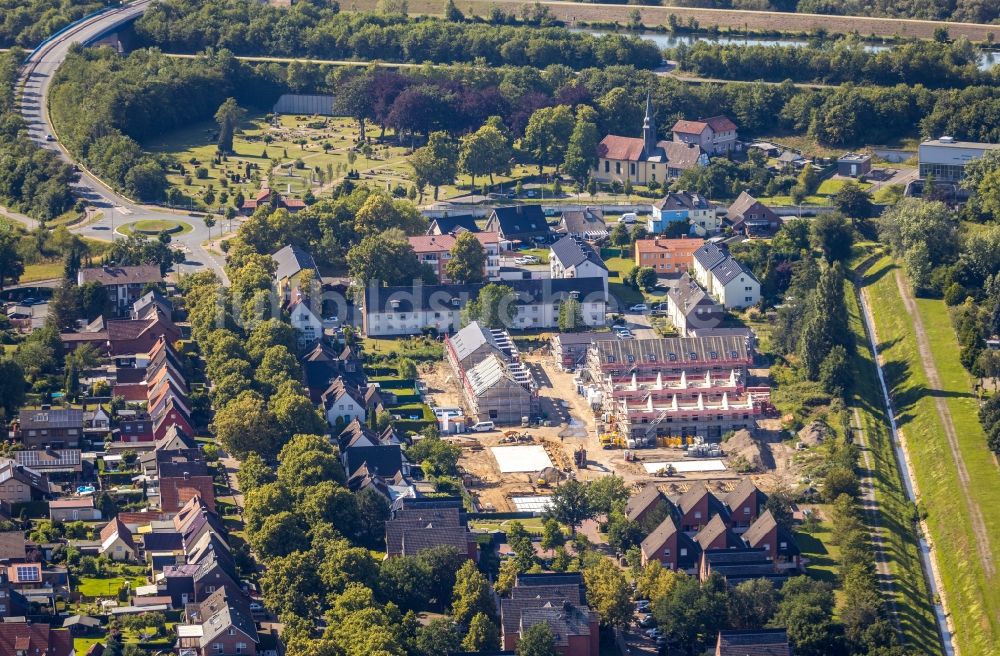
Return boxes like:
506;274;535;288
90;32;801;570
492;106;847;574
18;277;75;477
491;445;553;473
642;459;727;474
511;496;554;512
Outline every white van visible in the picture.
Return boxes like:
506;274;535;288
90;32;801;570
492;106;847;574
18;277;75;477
619;213;638;224
471;421;495;432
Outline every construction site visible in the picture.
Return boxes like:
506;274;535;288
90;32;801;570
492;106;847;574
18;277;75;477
419;333;798;513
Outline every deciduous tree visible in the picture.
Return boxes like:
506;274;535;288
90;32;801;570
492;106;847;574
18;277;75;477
215;98;246;154
461;282;517;328
445;231;487;284
522;105;575;174
545;478;593;535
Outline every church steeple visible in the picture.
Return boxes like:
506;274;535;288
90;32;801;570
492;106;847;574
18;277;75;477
642;91;656;155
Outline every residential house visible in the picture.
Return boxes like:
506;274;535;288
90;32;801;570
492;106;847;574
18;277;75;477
321;377;367;427
271;244;320;302
625;484;668;527
634;237;705;276
99;517;137;562
665;273;723;337
49;497;100;522
649;192;717;236
715;629;791;656
385;499;477;560
362;278;607;337
426;214;481;235
724;478;765;530
286;294;323;347
14;409;83;448
692;243;761;309
343;444;410;493
699;548;787;587
177;585;259;656
726;192;781;238
0;622;73;656
108;310;181;356
499;573;599;656
158;460;216;513
693;514;741;552
484;206;551;248
0;569;27;617
301;342;365;404
593;97;706;186
78;265;162;314
83;408;111;434
408;232;501;283
0;532;27;563
549;237;608;293
13;448;83;475
557;208;607;240
116;412;155;443
671;116;739;155
639;515;698;571
132;289;172;321
0;461;50;504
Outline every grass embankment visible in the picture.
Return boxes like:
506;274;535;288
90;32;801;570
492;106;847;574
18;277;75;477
118;219;191;236
844;268;940;654
862;255;1000;656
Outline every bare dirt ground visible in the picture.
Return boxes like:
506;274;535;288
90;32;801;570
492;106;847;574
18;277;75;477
422;351;795;510
347;0;999;41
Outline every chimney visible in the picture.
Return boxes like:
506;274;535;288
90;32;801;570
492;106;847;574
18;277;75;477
183;471;190;480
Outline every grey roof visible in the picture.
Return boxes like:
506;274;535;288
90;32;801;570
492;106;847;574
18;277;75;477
189;584;258;647
741;510;777;548
63;615;101;629
0;461;49;493
344;444;404;481
17;409;83;430
143;531;183;552
724;478;762;512
626;484;665;522
400;526;469;556
449;322;502;365
712;257;760;287
364;278;607;314
487;205;550;239
693;243;728;272
667;274;717;318
693;514;739;550
550;236;607;272
640;514;678;559
427;214;480;234
592;336;751;367
717;629;791;656
78;265;161;286
559;208;606;235
653;191;712;212
271;244;318;281
500;573;595;647
677;484;710;515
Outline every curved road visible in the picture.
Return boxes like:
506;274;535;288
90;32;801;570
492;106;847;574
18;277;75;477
16;1;229;283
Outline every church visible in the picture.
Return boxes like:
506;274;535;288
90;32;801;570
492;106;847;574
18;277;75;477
592;96;709;186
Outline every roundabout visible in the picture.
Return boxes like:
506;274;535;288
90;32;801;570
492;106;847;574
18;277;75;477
117;219;192;237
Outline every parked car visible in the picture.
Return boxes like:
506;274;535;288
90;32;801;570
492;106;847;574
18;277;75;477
639;614;656;628
471;421;496;432
629;304;648;313
615;329;634;340
645;628;662;639
249;601;264;612
620;213;637;224
323;315;339;326
45;134;55;142
635;600;651;612
520;255;540;264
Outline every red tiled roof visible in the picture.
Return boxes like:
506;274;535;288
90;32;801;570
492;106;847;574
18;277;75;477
706;115;738;133
409;234;456;253
671;119;709;135
596;135;645;161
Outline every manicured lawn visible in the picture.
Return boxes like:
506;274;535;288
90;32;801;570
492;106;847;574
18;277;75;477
74;637;105;654
845;273;940;654
20;260;63;282
119;219;191;236
795;510;841;588
864;256;1000;656
76;576;130;598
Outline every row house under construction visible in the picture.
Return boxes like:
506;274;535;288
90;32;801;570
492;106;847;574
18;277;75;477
586;337;772;442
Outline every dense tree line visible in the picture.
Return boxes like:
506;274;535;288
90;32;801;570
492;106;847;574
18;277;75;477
48;47;284;201
133;0;663;70
675;37;997;89
634;0;997;23
0;51;77;219
0;0;105;48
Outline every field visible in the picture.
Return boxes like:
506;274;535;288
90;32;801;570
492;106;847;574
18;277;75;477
143;113;558;210
347;0;1000;41
863;255;1000;656
844;267;941;654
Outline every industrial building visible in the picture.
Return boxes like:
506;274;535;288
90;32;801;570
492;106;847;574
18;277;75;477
445;322;538;424
918;137;1000;182
585;337;772;443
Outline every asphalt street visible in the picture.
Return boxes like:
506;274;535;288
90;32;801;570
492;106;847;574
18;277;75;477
16;1;229;283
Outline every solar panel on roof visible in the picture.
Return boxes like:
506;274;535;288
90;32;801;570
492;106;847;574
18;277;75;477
16;565;40;582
